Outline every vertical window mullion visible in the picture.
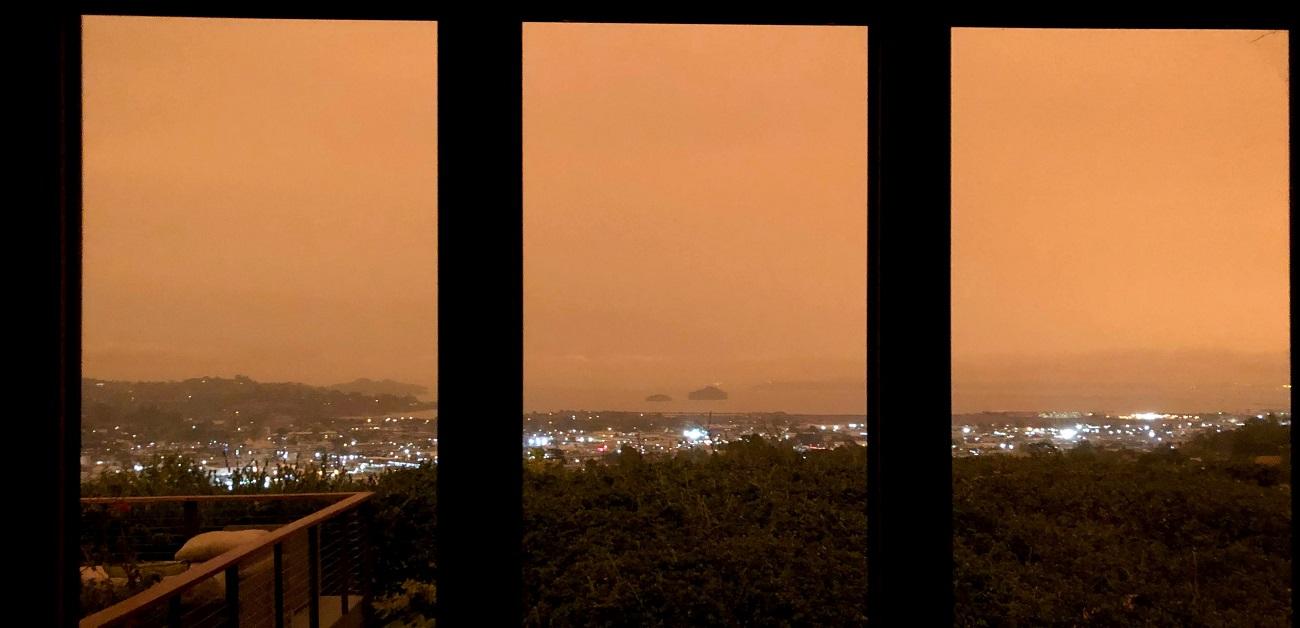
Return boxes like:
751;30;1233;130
866;20;953;626
436;18;524;627
58;10;83;627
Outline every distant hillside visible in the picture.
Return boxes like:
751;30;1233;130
82;375;437;432
328;378;432;401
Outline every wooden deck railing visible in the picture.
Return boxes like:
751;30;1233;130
80;492;374;628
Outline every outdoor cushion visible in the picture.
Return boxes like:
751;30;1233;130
174;529;269;562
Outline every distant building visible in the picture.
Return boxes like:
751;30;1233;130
646;394;673;402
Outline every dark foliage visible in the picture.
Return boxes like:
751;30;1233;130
522;436;868;627
954;445;1291;627
81;427;1291;626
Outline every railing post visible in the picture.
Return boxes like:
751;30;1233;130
360;500;375;626
273;543;285;628
308;525;320;628
340;515;351;616
168;595;183;628
183;500;200;539
225;564;240;627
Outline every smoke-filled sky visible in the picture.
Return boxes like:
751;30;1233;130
953;29;1289;413
82;17;438;392
82;20;1287;415
524;24;869;414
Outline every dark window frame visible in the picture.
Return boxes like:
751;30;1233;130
34;7;1292;627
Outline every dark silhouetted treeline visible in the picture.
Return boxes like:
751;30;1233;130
954;443;1290;626
82;424;1291;626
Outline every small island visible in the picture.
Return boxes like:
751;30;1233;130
687;385;728;401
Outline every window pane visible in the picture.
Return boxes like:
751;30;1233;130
524;23;867;624
953;28;1290;625
80;17;437;622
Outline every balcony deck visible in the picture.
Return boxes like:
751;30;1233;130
79;492;374;628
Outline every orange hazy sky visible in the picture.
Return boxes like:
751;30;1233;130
81;20;1287;415
953;29;1289;413
524;23;868;413
82;17;438;391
